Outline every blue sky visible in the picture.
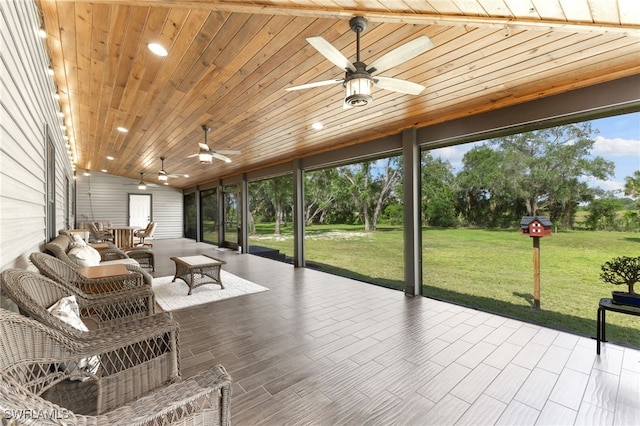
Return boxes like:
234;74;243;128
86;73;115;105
431;111;640;197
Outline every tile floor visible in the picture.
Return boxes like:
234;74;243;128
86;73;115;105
151;239;640;425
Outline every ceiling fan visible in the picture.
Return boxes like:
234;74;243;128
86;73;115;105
158;156;189;182
285;16;434;108
123;172;157;189
188;125;240;164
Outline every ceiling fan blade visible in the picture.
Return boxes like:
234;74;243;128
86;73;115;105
186;153;199;158
367;35;434;75
214;150;241;155
374;76;425;95
306;36;356;72
286;79;344;91
212;152;232;163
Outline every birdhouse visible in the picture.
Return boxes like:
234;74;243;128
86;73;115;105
520;216;552;237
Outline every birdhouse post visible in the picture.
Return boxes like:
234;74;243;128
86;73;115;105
520;216;553;309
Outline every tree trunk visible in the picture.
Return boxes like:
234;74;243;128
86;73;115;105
275;201;282;234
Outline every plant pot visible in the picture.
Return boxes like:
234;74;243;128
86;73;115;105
611;291;640;307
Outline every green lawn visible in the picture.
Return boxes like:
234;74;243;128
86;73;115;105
249;225;640;347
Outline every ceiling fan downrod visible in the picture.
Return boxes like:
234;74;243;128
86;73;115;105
344;16;373;108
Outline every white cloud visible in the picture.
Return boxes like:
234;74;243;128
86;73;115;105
431;143;479;170
595;179;624;192
593;136;640;156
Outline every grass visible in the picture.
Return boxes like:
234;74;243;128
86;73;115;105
249;224;640;347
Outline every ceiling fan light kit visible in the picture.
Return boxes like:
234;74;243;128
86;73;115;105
158;156;189;179
344;66;373;107
188;125;239;164
199;151;214;164
286;16;433;107
137;172;146;190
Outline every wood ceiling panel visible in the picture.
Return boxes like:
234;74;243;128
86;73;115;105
38;0;640;187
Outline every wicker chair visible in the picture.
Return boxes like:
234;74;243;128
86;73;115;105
0;309;231;424
1;268;155;327
0;270;181;414
31;252;152;293
88;222;115;243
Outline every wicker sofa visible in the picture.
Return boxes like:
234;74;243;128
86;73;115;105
45;233;153;285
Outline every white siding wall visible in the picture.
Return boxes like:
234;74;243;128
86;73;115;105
0;0;72;272
75;173;183;239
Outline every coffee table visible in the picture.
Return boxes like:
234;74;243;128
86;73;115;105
170;254;227;295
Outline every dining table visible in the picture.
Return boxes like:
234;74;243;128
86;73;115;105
106;225;138;249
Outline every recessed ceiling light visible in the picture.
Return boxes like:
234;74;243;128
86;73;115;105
148;43;168;57
117;127;128;133
38;28;47;38
312;122;324;130
101;169;107;173
106;156;114;161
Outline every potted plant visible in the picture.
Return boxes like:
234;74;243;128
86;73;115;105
600;256;640;306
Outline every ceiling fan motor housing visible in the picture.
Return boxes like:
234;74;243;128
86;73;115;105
344;62;373;107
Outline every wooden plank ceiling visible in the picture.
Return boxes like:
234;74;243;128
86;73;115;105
39;0;640;189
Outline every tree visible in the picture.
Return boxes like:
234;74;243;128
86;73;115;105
586;196;622;230
624;170;640;208
304;168;342;225
340;158;402;231
455;146;516;227
249;175;292;234
421;152;457;227
490;123;613;223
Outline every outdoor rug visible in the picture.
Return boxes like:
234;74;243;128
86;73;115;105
151;271;269;312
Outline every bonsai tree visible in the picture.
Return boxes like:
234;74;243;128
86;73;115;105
600;256;640;295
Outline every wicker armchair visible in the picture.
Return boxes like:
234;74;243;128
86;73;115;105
31;252;152;293
0;270;180;414
1;268;155;327
0;309;231;424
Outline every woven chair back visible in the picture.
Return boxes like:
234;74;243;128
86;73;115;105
0;269;83;338
30;252;84;284
0;307;81;396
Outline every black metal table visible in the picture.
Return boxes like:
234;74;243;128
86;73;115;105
597;297;640;354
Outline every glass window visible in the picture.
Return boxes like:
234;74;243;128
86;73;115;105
421;114;640;346
248;175;293;263
223;185;240;248
304;156;404;289
184;192;197;239
201;188;218;245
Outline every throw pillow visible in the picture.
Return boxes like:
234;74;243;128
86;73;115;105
67;246;101;267
47;296;100;381
69;233;87;249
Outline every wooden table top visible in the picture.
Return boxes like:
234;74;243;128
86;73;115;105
76;263;128;279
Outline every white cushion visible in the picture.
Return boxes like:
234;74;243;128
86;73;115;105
68;245;101;267
47;296;99;381
69;234;87;248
